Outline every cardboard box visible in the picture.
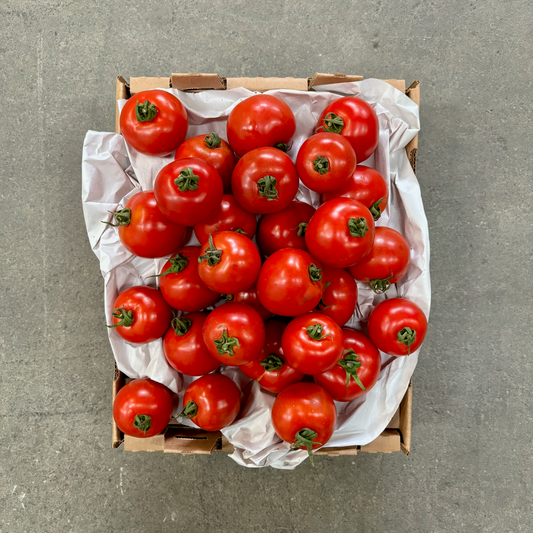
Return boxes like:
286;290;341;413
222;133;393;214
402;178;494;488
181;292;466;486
112;73;420;458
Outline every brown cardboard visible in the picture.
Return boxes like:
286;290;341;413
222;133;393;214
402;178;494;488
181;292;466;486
111;73;420;458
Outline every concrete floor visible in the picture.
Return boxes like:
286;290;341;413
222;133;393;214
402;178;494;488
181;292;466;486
1;0;532;531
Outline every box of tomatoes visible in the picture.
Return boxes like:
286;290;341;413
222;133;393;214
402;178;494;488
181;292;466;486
81;73;426;468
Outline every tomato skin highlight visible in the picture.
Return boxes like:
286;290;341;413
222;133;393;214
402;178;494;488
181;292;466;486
316;266;358;327
120;90;188;156
367;298;428;356
113;378;174;438
314;329;381;402
227;94;296;157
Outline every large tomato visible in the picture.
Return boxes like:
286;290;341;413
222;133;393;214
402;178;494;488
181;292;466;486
226;94;296;157
349;227;411;294
240;320;304;394
305;198;375;268
120;90;188;156
257;201;316;256
156;246;220;312
222;282;273;321
175;132;236;190
193;194;257;244
202;303;266;366
271;382;337;465
322;165;388;221
282;312;345;374
231;147;299;214
316;97;379;163
257;248;325;317
103;191;186;258
316;266;358;326
108;286;172;344
197;231;261;294
180;374;241;431
113;378;174;438
163;312;220;376
295;133;356;193
368;298;428;356
314;329;381;402
154;158;223;226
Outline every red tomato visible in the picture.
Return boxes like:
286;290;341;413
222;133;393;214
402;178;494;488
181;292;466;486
202;303;266;366
322;165;388;221
240;320;304;394
175;132;236;190
103;191;186;258
349;227;411;294
305;198;375;268
193;194;257;244
108;286;172;344
316;266;358;326
231;147;299;214
163;312;220;376
156;246;220;312
222;282;273;321
257;201;316;256
314;329;381;402
368;298;428;356
282;312;345;375
120;90;188;156
296;133;356;193
113;378;174;438
271;382;337;465
180;374;240;431
257;248;325;317
226;94;296;157
154;158;223;226
197;231;261;294
316;97;379;163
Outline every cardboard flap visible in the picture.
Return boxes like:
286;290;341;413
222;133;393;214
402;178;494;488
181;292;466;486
386;408;401;429
315;446;358;457
115;76;129;134
399;380;413;455
171;73;226;92
360;430;401;454
226;77;308;92
309;72;364;89
124;433;165;452
111;362;125;448
405;82;420;173
164;428;221;454
130;76;170;95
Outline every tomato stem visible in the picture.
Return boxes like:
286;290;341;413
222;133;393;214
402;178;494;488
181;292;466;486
135;100;158;122
313;155;330;175
315;112;344;134
274;142;292;152
198;234;222;266
233;228;246;234
306;323;332;341
148;253;189;278
174;167;200;192
369;272;393;294
204;132;222;148
179;401;198;419
101;207;131;227
397;327;416;355
338;349;366;390
257;175;279;201
260;354;284;375
222;294;234;302
347;217;369;238
107;308;134;329
291;428;322;467
369;197;387;221
133;414;152;434
214;328;240;356
296;222;308;237
308;263;323;282
171;315;192;336
315;281;332;311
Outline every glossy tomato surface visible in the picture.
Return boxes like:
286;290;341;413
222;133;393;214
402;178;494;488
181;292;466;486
316;266;358;326
222;282;273;321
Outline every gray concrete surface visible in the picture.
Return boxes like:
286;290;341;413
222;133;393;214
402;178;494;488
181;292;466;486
1;0;532;531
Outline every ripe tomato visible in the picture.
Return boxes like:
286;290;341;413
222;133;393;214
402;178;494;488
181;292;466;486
240;320;304;394
314;328;381;402
154;158;223;226
163;312;220;376
180;374;240;431
271;382;337;465
368;298;428;356
315;266;358;326
193;194;257;244
108;286;172;344
113;378;174;438
226;94;296;157
202;303;266;366
231;147;299;214
257;248;325;317
322;165;388;221
120;90;188;156
282;312;345;375
155;246;220;312
175;132;236;190
296;133;356;193
316;97;379;163
222;282;273;321
103;191;186;258
197;231;261;294
305;198;375;268
349;227;411;294
257;201;316;256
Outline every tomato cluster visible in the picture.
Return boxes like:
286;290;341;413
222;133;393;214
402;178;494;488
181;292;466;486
110;90;428;465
